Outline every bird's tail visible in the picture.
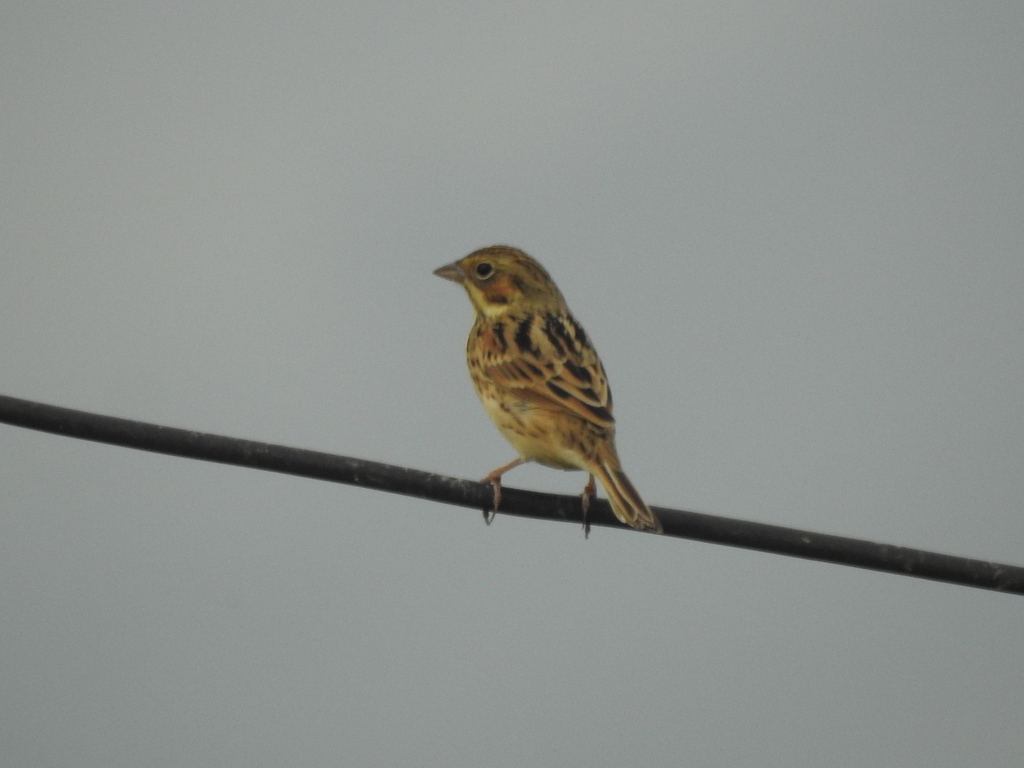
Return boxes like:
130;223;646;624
591;447;663;533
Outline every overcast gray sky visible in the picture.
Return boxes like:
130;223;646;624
2;2;1023;766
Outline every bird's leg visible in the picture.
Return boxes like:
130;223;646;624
481;458;525;515
581;474;596;539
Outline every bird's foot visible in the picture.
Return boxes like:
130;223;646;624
581;474;596;539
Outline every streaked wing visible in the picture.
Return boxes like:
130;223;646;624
477;311;614;430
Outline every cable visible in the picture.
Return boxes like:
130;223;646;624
1;393;1021;595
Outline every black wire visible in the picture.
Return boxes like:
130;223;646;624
2;393;1021;595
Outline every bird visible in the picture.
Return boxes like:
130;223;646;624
433;245;662;534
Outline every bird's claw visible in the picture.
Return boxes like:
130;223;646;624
490;478;503;511
479;476;502;525
581;474;596;539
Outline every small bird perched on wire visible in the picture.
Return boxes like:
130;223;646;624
434;245;662;534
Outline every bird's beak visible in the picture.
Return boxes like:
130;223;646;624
432;261;464;283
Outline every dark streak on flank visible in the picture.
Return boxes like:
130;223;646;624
556;315;582;355
541;315;565;356
583;402;614;424
553;314;586;357
515;316;538;356
492;322;508;353
547;382;572;399
563;360;592;385
567;317;588;348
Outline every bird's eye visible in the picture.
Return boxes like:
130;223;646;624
475;262;494;279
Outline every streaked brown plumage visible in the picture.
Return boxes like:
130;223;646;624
434;245;662;534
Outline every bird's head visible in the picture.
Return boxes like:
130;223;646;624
433;245;565;317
